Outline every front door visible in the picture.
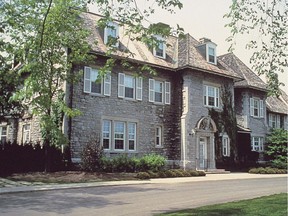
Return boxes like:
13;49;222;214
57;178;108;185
199;137;207;170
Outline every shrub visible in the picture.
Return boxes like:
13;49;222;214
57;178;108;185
136;172;150;179
188;170;199;176
197;171;206;176
137;154;166;172
172;169;185;177
249;167;287;174
164;170;178;178
80;138;103;172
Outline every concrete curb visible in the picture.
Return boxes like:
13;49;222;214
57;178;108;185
0;173;287;195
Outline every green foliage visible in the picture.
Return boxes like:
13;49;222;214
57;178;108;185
225;0;288;96
80;138;104;172
248;167;287;174
138;153;166;172
135;169;206;179
265;128;288;169
136;172;151;180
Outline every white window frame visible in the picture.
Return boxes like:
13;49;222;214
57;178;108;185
204;85;220;108
23;124;31;144
83;66;111;96
102;119;137;152
153;35;166;59
149;79;171;104
155;126;163;147
251;136;264;152
118;73;142;100
206;43;217;64
250;98;264;118
104;21;119;47
0;126;8;145
222;135;230;157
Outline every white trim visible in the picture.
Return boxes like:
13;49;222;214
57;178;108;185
153;35;166;59
165;81;171;105
206;43;217;65
149;79;155;102
136;77;143;101
103;73;111;96
104;21;119;47
118;73;125;98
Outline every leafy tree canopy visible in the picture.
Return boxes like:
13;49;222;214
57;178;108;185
225;0;288;96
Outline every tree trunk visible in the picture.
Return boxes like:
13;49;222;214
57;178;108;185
44;138;51;172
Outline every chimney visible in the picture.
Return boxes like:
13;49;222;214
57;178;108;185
199;37;212;44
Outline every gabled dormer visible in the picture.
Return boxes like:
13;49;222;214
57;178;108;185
197;37;217;65
103;21;119;47
153;34;166;59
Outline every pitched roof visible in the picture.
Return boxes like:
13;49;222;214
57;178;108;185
266;90;288;115
178;34;242;80
218;53;267;91
82;12;242;80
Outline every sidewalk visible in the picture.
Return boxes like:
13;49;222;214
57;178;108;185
1;173;287;194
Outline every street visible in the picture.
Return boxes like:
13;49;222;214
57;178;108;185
0;176;287;216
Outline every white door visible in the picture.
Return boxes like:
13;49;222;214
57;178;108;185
199;137;207;170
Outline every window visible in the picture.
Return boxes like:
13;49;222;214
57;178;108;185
23;124;30;144
149;79;171;104
0;126;7;145
118;73;142;100
206;44;217;64
84;66;111;96
269;113;281;129
104;21;119;47
204;85;219;108
153;35;166;59
250;98;263;118
251;137;264;152
102;120;137;151
222;135;230;157
102;120;111;150
156;126;162;147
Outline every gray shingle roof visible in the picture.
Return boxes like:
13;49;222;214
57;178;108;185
82;12;242;80
218;53;267;91
266;90;288;115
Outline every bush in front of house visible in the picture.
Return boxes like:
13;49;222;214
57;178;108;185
248;167;287;174
137;153;166;172
80;138;103;172
136;169;206;179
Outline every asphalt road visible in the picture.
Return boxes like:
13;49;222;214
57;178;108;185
0;177;287;216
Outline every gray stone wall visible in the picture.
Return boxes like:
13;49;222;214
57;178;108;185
70;62;182;161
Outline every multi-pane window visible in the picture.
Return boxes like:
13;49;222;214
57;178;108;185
128;123;136;151
118;73;142;100
250;98;264;118
153;35;166;59
102;120;137;151
208;47;216;64
156;126;162;147
102;120;111;150
204;85;219;108
251;137;264;152
84;66;111;96
23;124;31;144
104;21;119;47
222;135;230;157
0;126;7;145
149;79;171;104
269;113;281;129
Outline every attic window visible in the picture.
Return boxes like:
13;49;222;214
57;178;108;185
207;45;216;64
153;35;166;59
104;21;119;47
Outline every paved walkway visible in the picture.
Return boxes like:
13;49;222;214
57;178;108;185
0;173;287;194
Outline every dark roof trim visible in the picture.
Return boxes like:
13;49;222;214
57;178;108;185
234;85;268;92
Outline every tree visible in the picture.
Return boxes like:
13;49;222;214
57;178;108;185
1;0;183;171
225;0;288;96
265;128;287;169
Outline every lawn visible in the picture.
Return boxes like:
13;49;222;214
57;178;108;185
158;193;287;216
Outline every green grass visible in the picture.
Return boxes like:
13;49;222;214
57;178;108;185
158;193;287;216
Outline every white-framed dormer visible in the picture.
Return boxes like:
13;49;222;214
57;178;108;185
207;43;217;65
153;35;166;59
104;21;119;47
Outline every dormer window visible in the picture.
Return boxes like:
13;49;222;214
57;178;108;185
104;21;119;47
207;44;216;64
153;35;166;59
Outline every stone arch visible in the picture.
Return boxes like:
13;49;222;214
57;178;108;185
195;116;217;132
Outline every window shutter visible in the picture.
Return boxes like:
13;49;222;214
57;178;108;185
268;114;272;127
149;79;155;102
259;100;264;117
165;81;171;104
104;73;111;96
84;66;91;93
136;77;143;101
118;73;125;98
276;115;280;128
250;98;254;116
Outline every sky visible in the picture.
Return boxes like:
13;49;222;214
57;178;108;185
89;0;288;94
